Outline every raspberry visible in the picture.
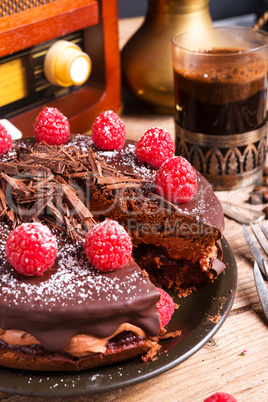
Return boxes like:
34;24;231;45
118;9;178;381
154;156;197;204
204;392;237;402
135;127;175;168
92;110;126;150
84;220;132;272
34;107;70;145
0;122;13;155
5;223;57;276
156;288;175;327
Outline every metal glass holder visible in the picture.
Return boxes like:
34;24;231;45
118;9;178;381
175;123;267;190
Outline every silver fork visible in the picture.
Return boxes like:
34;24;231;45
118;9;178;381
243;223;268;322
243;222;268;279
253;261;268;322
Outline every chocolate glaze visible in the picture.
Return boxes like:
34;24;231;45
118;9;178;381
0;226;160;352
0;135;224;353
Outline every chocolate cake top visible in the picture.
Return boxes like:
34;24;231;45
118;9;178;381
0;135;224;235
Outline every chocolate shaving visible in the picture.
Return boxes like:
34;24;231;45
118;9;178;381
96;176;147;190
0;140;175;242
18;153;66;174
0;141;154;241
61;183;93;222
0;145;96;240
22;196;53;222
0;162;19;175
1;172;32;198
0;188;6;211
47;200;65;225
87;148;103;177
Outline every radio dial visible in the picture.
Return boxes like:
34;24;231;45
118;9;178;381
44;40;91;87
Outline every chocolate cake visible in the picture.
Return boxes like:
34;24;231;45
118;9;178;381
0;134;225;371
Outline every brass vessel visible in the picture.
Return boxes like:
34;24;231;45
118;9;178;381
121;0;212;113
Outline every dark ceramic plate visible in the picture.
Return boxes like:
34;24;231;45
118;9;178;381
0;237;237;398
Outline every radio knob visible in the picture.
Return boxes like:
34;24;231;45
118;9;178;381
44;40;91;87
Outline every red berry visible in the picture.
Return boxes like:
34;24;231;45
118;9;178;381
204;392;237;402
92;110;126;150
0;123;13;155
84;220;132;272
156;288;175;327
5;223;57;276
135;127;175;168
154;156;197;204
34;107;70;145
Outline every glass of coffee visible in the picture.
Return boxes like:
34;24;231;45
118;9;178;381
172;26;268;190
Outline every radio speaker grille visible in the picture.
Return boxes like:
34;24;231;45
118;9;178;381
0;0;56;17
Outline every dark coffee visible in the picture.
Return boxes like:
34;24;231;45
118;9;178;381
174;48;267;135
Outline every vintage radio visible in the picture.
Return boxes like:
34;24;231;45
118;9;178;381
0;0;122;137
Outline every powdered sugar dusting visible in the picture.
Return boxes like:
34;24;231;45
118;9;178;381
0;224;150;312
98;143;156;181
69;135;155;181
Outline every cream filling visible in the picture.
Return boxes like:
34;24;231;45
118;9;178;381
0;324;146;358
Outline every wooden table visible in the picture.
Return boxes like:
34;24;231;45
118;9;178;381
1;16;268;402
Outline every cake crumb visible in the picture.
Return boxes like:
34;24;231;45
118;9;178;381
141;329;182;362
141;340;162;362
158;329;182;340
